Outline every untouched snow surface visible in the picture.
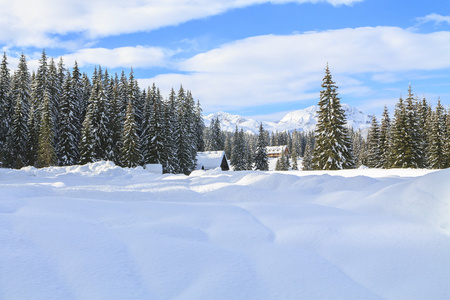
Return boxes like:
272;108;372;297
1;161;450;299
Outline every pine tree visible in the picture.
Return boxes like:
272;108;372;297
427;99;446;168
366;116;381;168
57;71;79;166
8;54;31;168
37;91;56;168
379;106;391;168
162;88;179;173
230;126;247;171
254;122;269;171
275;151;289;171
174;87;197;175
209;116;224;151
121;100;141;168
302;134;314;170
108;75;124;164
312;65;354;170
194;100;205;152
404;85;422;168
0;52;12;164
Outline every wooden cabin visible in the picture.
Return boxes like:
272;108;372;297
266;145;289;158
195;151;230;171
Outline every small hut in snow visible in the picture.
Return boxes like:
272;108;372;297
266;145;290;158
195;151;229;171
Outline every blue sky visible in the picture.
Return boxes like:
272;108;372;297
1;0;450;120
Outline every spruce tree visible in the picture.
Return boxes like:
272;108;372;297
194;100;205;152
37;91;56;168
162;88;179;173
379;106;391;168
230;126;247;171
8;54;31;168
366;116;381;168
121;100;141;168
427;99;446;168
389;97;409;168
209;116;224;151
0;52;12;164
107;75;124;164
57;71;79;166
254;122;269;171
312;65;354;170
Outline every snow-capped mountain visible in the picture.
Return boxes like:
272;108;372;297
204;104;373;134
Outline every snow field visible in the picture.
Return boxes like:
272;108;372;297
1;161;450;299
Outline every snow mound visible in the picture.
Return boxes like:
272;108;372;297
1;166;449;299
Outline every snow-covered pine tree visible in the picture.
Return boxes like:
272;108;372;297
275;151;289;171
230;126;247;171
209;116;224;151
254;122;269;171
366;116;381;168
70;61;83;135
417;97;431;168
175;88;197;175
443;112;450;168
389;96;409;168
404;85;423;168
128;69;143;136
7;54;31;168
47;58;62;140
86;67;111;161
121;99;141;168
57;71;79;166
194;100;205;152
144;84;167;165
162;88;179;173
28;50;49;165
312;65;354;170
379;106;391;168
427;99;446;169
0;52;12;164
37;91;56;168
302;134;314;170
107;74;123;164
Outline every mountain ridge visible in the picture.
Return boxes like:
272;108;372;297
204;104;373;134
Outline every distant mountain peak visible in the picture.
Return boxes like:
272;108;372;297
204;104;372;134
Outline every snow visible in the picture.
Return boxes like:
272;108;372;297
1;161;450;299
204;104;372;134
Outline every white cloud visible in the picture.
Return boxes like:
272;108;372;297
137;26;450;114
417;13;450;25
62;46;176;69
0;0;363;48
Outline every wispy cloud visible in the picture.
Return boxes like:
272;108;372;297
62;46;177;69
0;0;363;48
416;13;450;25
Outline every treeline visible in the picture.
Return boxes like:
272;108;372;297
0;51;204;174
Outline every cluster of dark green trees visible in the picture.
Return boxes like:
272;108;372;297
355;86;450;169
0;51;204;174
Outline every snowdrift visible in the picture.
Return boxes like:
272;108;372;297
1;161;449;299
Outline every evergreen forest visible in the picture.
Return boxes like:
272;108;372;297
1;52;449;173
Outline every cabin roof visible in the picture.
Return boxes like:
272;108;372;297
266;145;289;154
195;151;229;170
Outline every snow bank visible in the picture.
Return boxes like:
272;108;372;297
0;162;449;299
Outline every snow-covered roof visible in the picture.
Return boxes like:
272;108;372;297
266;145;289;155
196;151;228;170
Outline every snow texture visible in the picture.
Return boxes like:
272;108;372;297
1;161;450;300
